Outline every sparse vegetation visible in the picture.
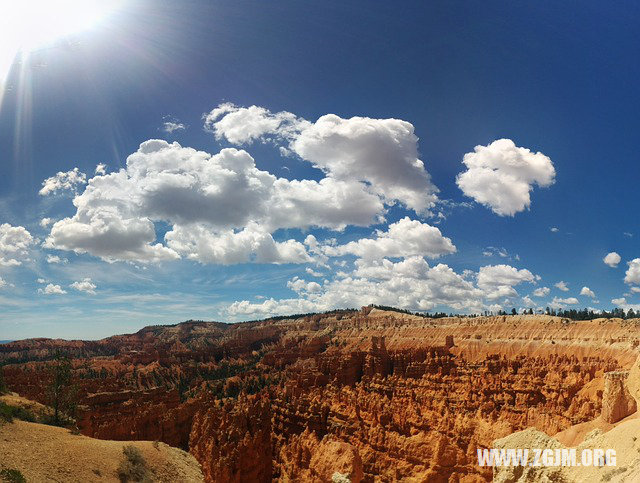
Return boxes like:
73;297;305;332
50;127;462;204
0;402;36;424
0;468;27;483
117;445;152;482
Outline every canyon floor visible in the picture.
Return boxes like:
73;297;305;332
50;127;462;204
3;308;640;482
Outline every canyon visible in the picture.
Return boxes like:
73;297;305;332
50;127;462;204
2;307;640;482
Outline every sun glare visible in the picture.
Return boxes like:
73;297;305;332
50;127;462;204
0;0;122;86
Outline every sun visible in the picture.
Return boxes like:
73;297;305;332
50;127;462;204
0;0;123;86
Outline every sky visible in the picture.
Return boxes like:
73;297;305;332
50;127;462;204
1;0;640;340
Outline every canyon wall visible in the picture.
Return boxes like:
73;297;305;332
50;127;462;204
2;309;639;481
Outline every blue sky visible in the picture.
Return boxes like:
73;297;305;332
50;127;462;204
1;0;640;339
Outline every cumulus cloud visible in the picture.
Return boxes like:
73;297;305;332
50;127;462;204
0;223;33;266
229;256;485;317
95;164;107;175
227;259;540;318
205;103;307;145
476;264;536;300
287;277;322;294
612;297;626;306
291;114;438;214
604;252;621;268
580;286;596;298
323;217;456;260
456;139;555;216
165;223;310;265
39;167;87;196
205;104;440;214
555;281;569;291
625;259;640;285
532;286;550;297
38;283;66;295
0;277;6;288
70;278;97;294
43;139;402;263
549;296;579;309
550;227;559;233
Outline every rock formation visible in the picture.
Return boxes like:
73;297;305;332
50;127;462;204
601;371;637;424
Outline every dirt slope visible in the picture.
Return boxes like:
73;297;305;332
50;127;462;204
0;396;203;483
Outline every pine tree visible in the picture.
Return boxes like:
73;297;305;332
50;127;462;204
46;351;78;426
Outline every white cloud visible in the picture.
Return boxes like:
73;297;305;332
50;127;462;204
161;121;187;134
38;283;66;295
456;139;555;216
291;114;438;214
205;104;440;214
532;286;550;297
323;217;456;260
43;139;397;263
549;296;579;309
631;287;640;294
612;297;626;306
604;252;621;268
0;277;6;288
46;254;67;264
70;278;97;295
305;267;323;277
229;256;485;317
0;223;33;266
165;223;310;265
522;295;535;308
483;246;509;258
476;264;536;300
287;277;322;294
580;286;596;298
625;259;640;285
550;227;559;233
39;167;87;196
205;103;307;145
227;258;545;319
40;217;53;228
95;164;107;175
37;278;46;284
555;281;569;292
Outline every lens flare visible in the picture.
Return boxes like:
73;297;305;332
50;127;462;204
0;0;122;90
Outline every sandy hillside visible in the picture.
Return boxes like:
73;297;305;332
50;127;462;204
0;395;203;482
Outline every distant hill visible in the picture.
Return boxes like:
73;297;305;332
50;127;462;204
0;340;13;344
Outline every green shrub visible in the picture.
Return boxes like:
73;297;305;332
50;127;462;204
0;468;27;483
117;445;152;482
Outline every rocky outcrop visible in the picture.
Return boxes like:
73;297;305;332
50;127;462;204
189;394;272;482
601;371;637;424
278;429;364;482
